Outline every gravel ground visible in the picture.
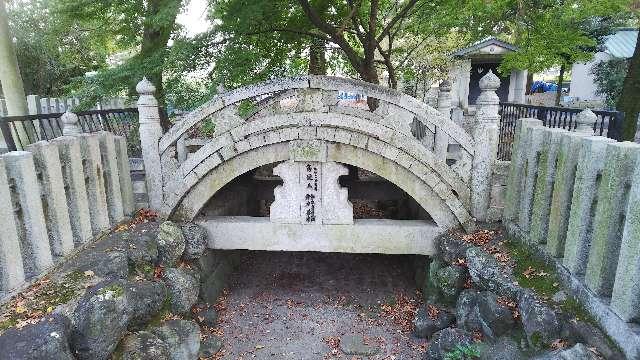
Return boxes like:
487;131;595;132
212;251;428;359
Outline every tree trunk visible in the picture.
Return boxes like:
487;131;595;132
308;38;327;75
525;72;534;95
555;64;565;106
0;0;30;149
136;0;181;130
617;26;640;141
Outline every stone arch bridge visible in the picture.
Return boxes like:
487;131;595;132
136;75;502;255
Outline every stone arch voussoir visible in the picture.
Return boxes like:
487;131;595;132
165;130;474;232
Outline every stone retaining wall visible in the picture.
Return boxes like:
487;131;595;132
0;131;135;298
503;118;640;358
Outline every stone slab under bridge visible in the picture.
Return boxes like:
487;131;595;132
196;216;442;255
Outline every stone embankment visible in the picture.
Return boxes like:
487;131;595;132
0;219;627;360
0;217;234;360
412;227;625;360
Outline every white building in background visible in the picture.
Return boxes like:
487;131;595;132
570;28;638;102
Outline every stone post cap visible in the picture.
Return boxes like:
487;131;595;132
61;111;81;136
479;70;500;90
575;108;597;134
136;77;156;95
439;80;452;92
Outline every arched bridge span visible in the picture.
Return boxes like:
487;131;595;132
135;75;503;254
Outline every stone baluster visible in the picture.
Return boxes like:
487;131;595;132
97;131;124;223
575;108;597;134
78;134;111;234
470;71;500;221
114;136;135;216
1;151;53;278
0;157;25;291
136;78;164;211
52;135;93;246
61;111;82;136
26;140;75;258
435;80;451;161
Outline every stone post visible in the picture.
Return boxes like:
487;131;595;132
611;152;640;321
78;134;110;234
585;142;640;297
136;78;164;211
52;136;93;246
575;109;597;134
470;71;500;222
1;151;53;278
435;81;452;161
0;157;25;291
114;136;135;216
97;132;124;223
563;136;615;274
26;141;74;258
61;111;82;136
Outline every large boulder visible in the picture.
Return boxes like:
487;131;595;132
456;289;483;332
456;290;515;339
531;343;599;360
125;280;168;328
163;268;200;314
562;319;625;360
413;305;455;339
425;327;475;360
0;314;74;360
151;320;201;360
433;265;467;305
157;221;186;267
478;337;525;360
476;291;516;338
519;290;560;349
181;223;207;260
438;232;472;263
121;331;171;360
70;280;130;360
466;247;522;298
126;232;159;267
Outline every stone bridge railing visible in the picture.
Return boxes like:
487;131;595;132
503;114;640;357
136;74;504;226
0;113;134;298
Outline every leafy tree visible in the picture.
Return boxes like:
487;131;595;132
5;0;108;96
207;0;504;97
53;0;183;104
498;0;632;105
591;58;629;109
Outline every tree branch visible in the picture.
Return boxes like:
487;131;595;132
297;0;364;73
376;0;418;44
337;0;361;36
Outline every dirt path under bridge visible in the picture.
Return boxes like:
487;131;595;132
211;251;428;359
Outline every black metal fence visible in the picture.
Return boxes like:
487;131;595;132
0;108;140;155
497;103;624;161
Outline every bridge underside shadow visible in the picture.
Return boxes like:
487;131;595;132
171;141;468;255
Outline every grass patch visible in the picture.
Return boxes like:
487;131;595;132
503;240;560;297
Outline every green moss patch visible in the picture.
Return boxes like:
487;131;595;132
0;271;87;333
503;240;560;298
559;297;595;324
